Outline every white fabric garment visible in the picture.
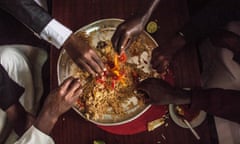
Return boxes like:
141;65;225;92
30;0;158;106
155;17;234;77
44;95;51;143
0;47;34;113
34;0;73;49
14;126;54;144
40;19;73;49
199;39;240;144
0;1;64;143
0;45;47;144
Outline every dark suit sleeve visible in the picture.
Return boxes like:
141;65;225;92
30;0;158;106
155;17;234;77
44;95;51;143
181;0;240;43
0;0;52;34
0;65;24;111
190;88;240;124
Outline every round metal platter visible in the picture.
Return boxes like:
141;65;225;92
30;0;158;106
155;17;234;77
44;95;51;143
57;18;159;126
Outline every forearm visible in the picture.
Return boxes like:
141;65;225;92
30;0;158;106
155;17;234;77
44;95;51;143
139;0;161;25
34;110;58;135
144;0;160;17
0;0;52;34
172;88;191;105
190;88;240;123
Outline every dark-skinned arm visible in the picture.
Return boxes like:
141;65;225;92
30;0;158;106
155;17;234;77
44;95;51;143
151;0;240;74
190;88;240;123
138;78;240;124
0;0;106;76
112;0;160;54
34;77;82;135
14;77;82;144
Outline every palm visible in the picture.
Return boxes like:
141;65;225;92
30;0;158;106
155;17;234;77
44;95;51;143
112;16;145;54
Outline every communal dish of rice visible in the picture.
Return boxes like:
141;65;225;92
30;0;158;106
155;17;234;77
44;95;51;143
69;32;160;122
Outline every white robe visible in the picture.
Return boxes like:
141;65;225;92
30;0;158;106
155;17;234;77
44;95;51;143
200;39;240;144
0;45;49;144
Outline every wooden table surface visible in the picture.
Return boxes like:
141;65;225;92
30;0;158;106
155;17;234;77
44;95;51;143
49;0;218;144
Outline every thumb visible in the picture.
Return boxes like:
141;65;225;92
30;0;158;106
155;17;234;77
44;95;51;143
136;80;150;94
137;88;152;105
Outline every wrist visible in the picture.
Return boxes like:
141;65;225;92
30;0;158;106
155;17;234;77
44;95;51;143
34;110;59;135
174;88;191;104
39;110;59;124
62;33;74;49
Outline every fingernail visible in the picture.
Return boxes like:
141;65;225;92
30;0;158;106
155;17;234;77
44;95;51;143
103;68;107;71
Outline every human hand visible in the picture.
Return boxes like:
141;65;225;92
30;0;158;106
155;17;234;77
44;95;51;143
63;34;106;76
112;16;147;54
41;76;82;121
137;78;190;105
112;0;161;54
151;34;186;75
34;77;82;134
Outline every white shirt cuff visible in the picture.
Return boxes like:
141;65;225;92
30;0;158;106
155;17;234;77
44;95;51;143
15;126;55;144
40;19;73;49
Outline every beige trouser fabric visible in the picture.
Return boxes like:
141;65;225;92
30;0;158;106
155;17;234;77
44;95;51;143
199;39;240;144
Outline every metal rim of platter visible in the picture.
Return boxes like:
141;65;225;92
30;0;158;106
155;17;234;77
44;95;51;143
57;18;159;126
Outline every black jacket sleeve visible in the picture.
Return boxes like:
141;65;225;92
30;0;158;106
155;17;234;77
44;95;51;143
0;0;52;34
190;88;240;124
0;65;24;110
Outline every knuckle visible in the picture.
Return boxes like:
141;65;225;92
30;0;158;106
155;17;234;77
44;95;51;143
58;89;65;96
125;31;131;36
